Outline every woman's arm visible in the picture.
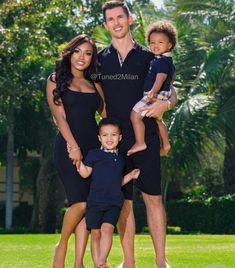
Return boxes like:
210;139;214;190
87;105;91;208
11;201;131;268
95;82;107;118
122;169;140;186
46;77;82;165
77;162;92;178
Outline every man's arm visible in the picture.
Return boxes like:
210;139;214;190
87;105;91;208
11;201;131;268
139;87;177;118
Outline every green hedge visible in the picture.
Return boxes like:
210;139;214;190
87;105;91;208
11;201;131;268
134;194;235;234
1;194;234;234
0;203;33;229
166;194;235;234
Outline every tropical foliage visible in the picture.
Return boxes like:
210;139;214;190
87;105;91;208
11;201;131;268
0;0;234;231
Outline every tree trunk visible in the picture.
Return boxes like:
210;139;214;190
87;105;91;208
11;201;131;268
223;127;235;194
30;155;65;232
5;109;14;230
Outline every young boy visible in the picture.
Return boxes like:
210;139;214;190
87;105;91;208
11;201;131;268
128;20;177;157
77;117;140;268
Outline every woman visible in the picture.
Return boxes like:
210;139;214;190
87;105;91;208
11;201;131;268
47;34;105;268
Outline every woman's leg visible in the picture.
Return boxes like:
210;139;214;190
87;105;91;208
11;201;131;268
74;217;89;268
53;202;86;268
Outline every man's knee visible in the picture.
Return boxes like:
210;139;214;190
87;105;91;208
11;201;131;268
142;193;164;210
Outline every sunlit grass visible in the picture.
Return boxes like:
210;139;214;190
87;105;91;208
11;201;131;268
0;234;234;268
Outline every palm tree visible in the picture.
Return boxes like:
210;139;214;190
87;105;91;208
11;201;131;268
162;0;235;197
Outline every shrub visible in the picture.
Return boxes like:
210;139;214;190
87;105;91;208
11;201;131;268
166;194;235;234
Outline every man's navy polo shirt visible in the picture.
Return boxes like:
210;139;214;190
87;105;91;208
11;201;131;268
84;148;124;207
98;43;158;151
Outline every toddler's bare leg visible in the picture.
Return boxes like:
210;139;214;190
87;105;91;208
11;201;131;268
98;223;115;268
157;119;170;156
91;229;101;268
127;110;147;155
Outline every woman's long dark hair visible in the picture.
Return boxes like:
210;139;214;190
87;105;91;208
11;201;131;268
52;34;98;105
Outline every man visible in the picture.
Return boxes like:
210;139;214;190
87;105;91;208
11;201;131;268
98;1;177;268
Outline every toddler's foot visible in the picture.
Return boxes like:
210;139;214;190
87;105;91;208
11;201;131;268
127;143;147;156
160;143;171;156
53;243;66;268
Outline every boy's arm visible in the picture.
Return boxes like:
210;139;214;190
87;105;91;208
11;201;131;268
77;161;93;178
122;169;140;186
149;73;167;95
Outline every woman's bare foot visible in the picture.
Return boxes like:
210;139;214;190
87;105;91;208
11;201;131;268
53;243;67;268
127;143;147;156
160;143;171;156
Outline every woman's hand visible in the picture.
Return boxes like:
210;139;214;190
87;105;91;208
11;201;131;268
67;145;83;167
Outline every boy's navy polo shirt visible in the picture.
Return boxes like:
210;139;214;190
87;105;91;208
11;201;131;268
98;43;158;152
84;148;125;207
144;55;175;93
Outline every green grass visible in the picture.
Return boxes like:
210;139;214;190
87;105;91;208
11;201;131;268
0;234;234;268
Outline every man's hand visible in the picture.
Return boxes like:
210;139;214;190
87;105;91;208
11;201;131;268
139;99;168;118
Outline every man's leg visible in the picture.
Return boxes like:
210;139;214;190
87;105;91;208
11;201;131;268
142;192;168;268
117;200;135;268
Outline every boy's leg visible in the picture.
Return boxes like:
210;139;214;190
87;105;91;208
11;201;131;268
86;201;103;268
117;200;135;268
127;110;147;155
91;229;102;267
98;223;115;267
157;119;170;156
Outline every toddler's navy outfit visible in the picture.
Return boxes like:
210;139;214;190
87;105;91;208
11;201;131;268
84;147;124;230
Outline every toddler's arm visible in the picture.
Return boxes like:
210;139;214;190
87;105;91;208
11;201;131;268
77;162;92;178
147;73;167;101
122;169;140;186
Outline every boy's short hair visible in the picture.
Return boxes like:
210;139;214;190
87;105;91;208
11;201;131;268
98;117;121;133
147;20;177;50
102;1;130;22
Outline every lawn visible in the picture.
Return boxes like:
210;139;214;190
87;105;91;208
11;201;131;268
0;234;234;268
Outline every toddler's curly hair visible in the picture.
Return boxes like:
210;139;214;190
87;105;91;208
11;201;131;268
147;20;177;50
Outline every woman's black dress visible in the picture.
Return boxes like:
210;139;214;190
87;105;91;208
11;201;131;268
54;88;101;206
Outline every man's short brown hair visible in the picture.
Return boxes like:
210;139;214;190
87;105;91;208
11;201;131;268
147;20;178;50
102;1;130;21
